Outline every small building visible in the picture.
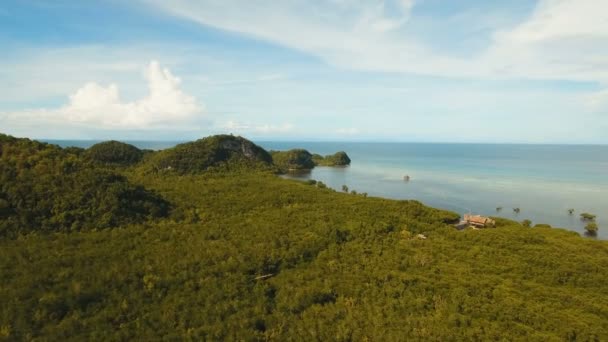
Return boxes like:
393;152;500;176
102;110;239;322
462;214;496;228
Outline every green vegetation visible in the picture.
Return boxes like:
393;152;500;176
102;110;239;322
271;149;351;172
585;222;599;236
513;207;521;214
312;151;351;166
1;133;608;340
580;212;597;221
0;134;168;237
534;223;552;228
86;140;144;166
145;134;274;174
270;149;315;171
568;208;575;215
521;219;532;227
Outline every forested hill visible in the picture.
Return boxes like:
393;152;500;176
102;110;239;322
0;134;169;236
143;134;275;174
1;133;608;340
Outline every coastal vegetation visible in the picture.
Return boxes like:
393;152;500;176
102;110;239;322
312;151;351;166
585;222;599;236
1;133;608;340
580;212;597;221
270;149;315;171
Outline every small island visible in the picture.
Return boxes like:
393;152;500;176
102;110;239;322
270;149;351;172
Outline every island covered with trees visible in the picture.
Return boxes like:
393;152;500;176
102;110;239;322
1;133;607;340
270;149;351;172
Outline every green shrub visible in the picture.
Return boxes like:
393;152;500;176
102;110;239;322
580;213;596;221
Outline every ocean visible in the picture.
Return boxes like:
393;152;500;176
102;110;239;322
46;139;608;238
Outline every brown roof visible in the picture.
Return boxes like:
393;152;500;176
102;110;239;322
464;214;494;225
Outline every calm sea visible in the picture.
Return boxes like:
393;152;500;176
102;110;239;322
47;140;608;238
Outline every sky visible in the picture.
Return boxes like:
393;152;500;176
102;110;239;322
1;0;607;143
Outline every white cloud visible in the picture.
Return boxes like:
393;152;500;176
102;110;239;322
145;0;608;84
0;44;213;105
482;0;608;82
585;89;608;112
2;61;203;132
220;120;294;134
336;127;360;135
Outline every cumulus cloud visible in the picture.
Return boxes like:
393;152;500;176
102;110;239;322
2;60;203;132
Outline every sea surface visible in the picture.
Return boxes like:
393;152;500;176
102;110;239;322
47;140;608;238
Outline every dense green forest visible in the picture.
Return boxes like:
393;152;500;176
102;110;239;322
0;135;168;236
1;133;607;340
144;135;275;174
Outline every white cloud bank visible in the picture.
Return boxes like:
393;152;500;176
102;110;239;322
2;61;203;133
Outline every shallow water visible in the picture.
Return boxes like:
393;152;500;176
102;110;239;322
260;142;608;238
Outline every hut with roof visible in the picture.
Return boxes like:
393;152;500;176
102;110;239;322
461;214;496;228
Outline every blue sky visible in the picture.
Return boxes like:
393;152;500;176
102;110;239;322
1;0;607;143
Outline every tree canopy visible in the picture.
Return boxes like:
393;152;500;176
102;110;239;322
86;140;144;166
312;151;352;166
270;149;315;171
145;134;274;174
1;133;607;340
0;134;169;236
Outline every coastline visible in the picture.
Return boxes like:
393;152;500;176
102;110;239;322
42;139;607;238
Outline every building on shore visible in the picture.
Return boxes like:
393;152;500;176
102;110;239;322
456;214;496;229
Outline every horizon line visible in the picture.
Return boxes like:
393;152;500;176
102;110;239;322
37;137;608;147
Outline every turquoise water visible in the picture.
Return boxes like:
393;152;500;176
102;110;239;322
47;140;607;238
260;142;607;238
